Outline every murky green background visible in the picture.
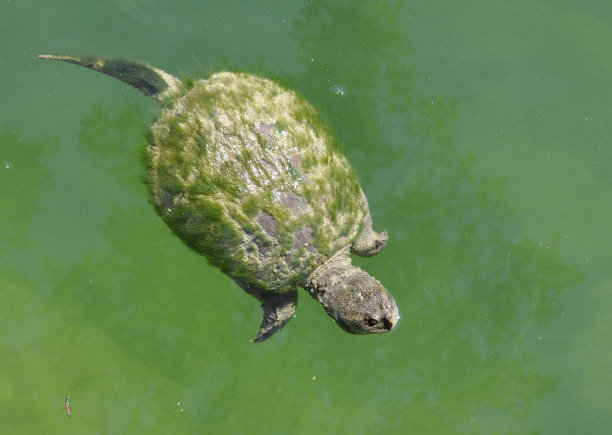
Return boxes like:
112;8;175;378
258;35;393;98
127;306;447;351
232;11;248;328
1;0;611;433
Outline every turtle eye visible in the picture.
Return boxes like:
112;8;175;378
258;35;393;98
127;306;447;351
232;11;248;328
366;317;379;326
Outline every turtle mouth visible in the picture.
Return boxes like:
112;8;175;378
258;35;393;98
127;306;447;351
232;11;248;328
336;318;367;335
335;313;398;335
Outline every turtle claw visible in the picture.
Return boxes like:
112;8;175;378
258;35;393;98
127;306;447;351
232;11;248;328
251;289;298;343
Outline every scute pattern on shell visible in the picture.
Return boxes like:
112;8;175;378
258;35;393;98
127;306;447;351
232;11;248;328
147;72;368;292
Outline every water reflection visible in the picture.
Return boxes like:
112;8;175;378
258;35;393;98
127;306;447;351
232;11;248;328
292;0;581;431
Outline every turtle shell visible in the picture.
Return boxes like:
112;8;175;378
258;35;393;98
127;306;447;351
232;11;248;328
147;72;369;293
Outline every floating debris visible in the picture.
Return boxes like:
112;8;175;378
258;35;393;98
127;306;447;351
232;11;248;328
65;394;71;418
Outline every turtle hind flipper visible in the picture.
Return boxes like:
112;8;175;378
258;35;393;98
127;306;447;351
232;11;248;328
38;54;182;101
251;289;298;343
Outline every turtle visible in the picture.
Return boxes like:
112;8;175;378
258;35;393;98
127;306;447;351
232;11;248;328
39;54;399;342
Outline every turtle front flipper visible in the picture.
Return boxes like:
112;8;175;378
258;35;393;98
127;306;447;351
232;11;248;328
38;54;182;101
351;189;388;257
252;289;298;343
351;224;388;257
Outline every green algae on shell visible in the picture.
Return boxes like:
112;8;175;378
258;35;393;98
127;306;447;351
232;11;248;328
39;54;399;342
149;72;363;289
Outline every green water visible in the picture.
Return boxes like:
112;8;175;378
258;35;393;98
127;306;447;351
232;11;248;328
1;0;611;433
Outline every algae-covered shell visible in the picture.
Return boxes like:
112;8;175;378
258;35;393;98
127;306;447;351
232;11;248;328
148;72;367;293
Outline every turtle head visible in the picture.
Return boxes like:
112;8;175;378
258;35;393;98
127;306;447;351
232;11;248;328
305;248;399;335
326;268;399;335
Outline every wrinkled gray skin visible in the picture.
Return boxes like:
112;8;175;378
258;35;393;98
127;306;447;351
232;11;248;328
38;54;400;342
308;246;398;334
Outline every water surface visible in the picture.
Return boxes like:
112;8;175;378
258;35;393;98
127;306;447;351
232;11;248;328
1;0;611;433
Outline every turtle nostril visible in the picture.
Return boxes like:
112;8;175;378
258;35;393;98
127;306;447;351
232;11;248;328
382;317;394;330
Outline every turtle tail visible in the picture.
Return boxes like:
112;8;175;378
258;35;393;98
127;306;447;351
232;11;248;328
38;54;182;101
